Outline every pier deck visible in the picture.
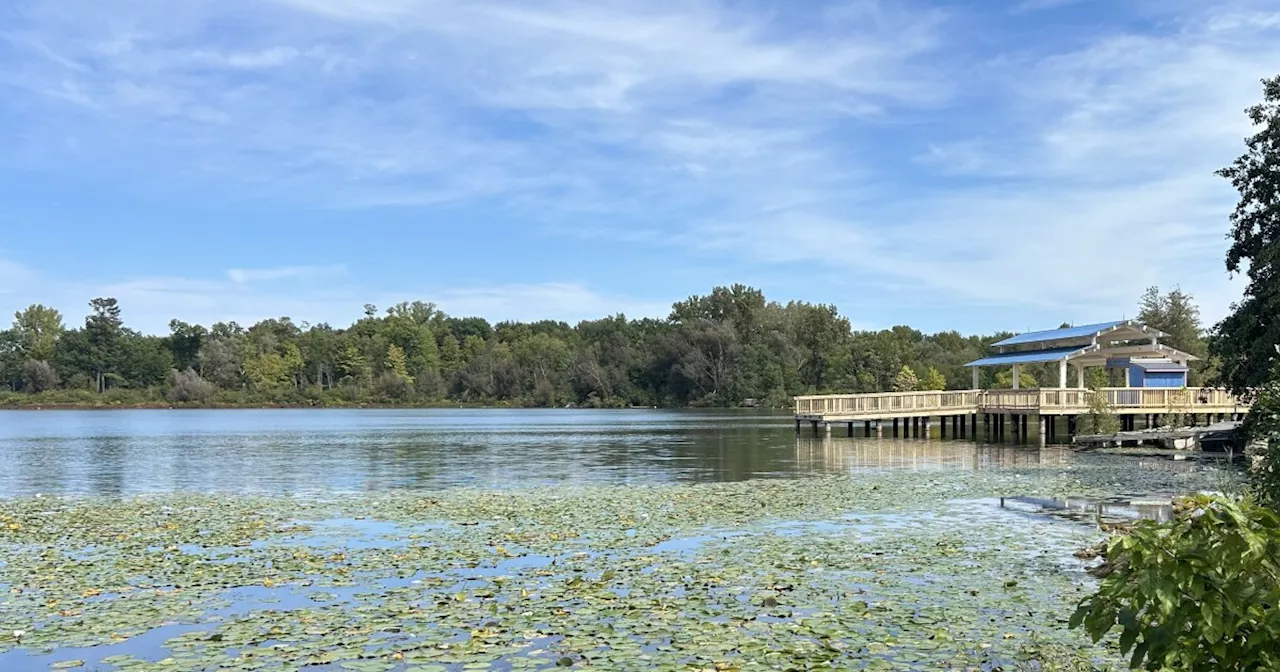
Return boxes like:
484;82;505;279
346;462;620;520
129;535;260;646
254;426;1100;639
795;388;1246;423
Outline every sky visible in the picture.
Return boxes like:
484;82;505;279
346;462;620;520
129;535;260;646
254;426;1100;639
1;0;1278;336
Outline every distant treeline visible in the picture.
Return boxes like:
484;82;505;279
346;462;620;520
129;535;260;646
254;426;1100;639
0;285;1208;408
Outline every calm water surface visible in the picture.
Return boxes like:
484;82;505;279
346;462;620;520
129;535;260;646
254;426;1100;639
0;408;1068;496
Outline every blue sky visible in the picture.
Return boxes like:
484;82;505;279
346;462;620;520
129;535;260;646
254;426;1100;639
1;0;1277;335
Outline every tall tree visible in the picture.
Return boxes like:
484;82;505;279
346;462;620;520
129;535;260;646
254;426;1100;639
166;320;208;372
84;298;124;393
1138;286;1205;356
892;365;919;392
1212;75;1280;393
920;366;947;391
12;304;64;362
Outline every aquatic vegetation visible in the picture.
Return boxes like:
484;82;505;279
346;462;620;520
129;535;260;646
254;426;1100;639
0;460;1235;670
1071;496;1280;671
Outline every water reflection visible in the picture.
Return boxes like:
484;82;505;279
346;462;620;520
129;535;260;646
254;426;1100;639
1001;496;1175;523
0;409;1154;497
0;409;805;496
794;436;1069;472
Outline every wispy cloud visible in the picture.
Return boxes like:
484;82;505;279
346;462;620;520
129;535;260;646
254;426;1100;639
429;282;670;324
0;257;666;333
227;264;347;284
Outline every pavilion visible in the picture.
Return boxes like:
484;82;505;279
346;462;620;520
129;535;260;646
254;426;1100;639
963;320;1196;390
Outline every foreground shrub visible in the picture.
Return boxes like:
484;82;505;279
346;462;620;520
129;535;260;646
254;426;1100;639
1242;378;1280;508
1070;496;1280;671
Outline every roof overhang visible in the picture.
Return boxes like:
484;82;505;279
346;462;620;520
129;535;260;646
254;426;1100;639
965;345;1090;367
966;342;1199;368
992;319;1170;352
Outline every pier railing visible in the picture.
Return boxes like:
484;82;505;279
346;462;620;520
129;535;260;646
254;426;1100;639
794;390;982;417
795;387;1247;419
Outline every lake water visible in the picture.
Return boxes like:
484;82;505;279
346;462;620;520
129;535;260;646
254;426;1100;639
0;408;1072;496
0;409;1228;670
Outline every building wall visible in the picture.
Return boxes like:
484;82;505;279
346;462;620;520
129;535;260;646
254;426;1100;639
1142;371;1187;388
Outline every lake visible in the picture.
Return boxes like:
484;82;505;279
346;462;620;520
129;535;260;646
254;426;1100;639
0;409;1233;670
0;408;1071;497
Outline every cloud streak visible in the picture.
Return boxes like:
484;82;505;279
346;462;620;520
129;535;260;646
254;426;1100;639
227;264;347;284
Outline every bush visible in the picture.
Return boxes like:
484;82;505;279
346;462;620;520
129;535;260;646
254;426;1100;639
375;371;413;401
21;359;59;393
1078;390;1120;436
1070;496;1280;671
166;368;215;403
531;379;557;407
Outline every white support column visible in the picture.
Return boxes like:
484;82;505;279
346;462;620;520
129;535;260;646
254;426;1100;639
1075;364;1085;389
972;367;980;390
1012;364;1020;390
1058;359;1068;389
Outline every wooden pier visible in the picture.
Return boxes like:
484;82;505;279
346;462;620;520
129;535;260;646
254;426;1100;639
794;388;1248;442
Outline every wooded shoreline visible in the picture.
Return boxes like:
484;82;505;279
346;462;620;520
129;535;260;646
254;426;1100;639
2;285;1208;412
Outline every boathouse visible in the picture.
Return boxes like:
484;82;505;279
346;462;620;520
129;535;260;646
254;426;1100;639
962;320;1196;390
794;319;1245;443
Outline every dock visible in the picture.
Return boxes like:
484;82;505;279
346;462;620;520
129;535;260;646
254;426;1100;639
1072;421;1242;451
794;320;1251;443
794;387;1248;442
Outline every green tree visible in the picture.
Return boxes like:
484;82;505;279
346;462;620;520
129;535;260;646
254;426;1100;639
85;298;124;393
118;332;174;388
336;342;369;385
439;335;463;376
891;365;919;392
198;338;243;389
676;321;742;403
298;325;341;391
514;333;571;400
786;302;851;392
166;320;207;372
0;329;21;391
1212;75;1280;394
1138;287;1204;356
243;352;290;391
671;284;768;343
12;304;64;362
994;368;1038;389
386;344;412;383
1139;286;1209;384
920;366;946;391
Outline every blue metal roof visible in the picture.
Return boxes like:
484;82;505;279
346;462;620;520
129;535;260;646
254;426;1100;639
991;321;1125;347
965;346;1087;368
